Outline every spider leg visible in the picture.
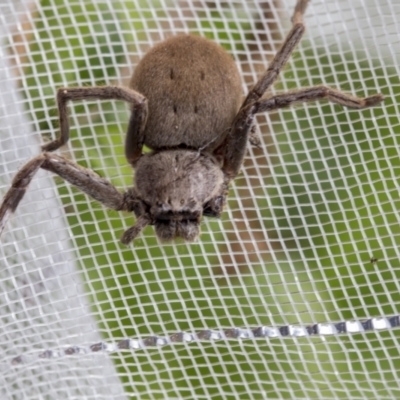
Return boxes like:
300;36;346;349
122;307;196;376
120;215;151;244
222;86;383;180
242;0;308;148
223;0;383;180
42;86;148;166
0;157;44;235
242;0;309;109
0;153;143;239
39;153;128;210
251;86;384;113
44;154;153;243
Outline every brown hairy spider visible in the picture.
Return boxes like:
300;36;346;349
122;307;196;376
0;0;383;244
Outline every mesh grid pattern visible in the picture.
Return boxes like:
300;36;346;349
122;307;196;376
1;0;399;398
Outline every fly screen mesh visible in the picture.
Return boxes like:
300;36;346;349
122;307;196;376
0;0;399;399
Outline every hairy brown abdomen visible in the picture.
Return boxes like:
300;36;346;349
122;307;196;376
130;35;243;152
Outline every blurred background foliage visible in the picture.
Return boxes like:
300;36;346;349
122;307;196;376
13;0;400;397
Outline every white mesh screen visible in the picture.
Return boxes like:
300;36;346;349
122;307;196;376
1;0;399;398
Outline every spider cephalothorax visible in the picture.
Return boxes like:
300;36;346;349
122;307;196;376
0;0;383;244
127;150;225;242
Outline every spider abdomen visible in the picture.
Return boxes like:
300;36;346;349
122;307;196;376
130;35;242;152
